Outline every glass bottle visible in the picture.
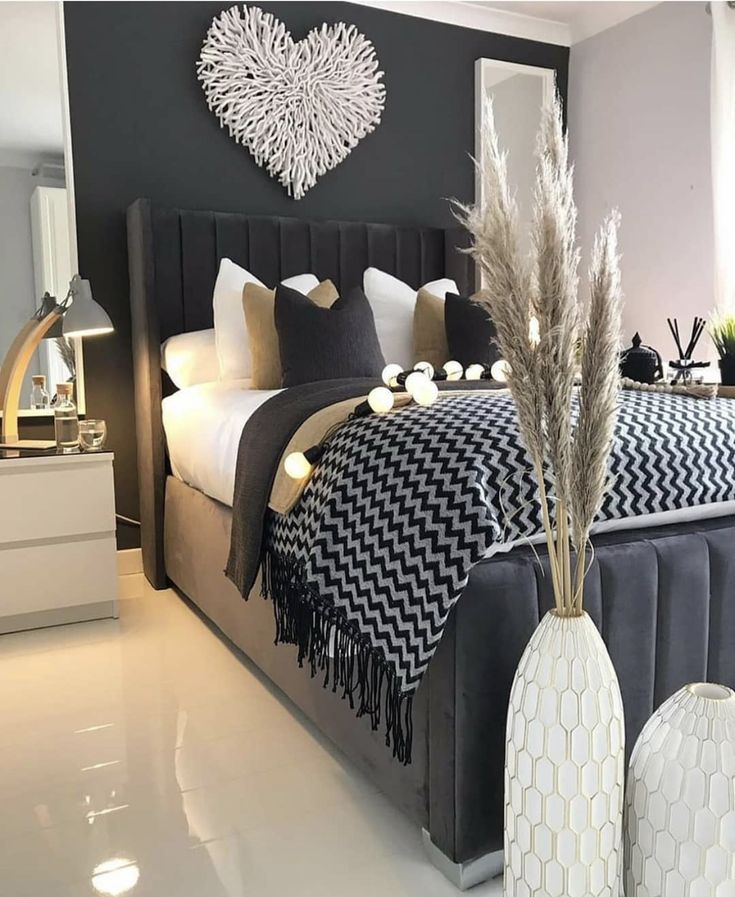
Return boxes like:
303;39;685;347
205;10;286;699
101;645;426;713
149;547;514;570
54;383;79;453
29;375;50;410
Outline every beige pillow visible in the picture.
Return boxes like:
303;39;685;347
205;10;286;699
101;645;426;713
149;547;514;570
413;288;450;369
243;280;338;388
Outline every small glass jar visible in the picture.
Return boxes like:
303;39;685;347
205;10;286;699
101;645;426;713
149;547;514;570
30;374;50;410
54;383;79;453
79;419;107;452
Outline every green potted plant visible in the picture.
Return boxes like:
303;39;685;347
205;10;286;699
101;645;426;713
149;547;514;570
710;313;735;385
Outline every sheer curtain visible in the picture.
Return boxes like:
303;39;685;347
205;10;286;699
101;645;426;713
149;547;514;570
711;1;735;312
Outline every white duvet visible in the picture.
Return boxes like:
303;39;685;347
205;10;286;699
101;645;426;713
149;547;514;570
162;380;282;506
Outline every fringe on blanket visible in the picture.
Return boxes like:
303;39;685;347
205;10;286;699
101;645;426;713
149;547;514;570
260;548;414;764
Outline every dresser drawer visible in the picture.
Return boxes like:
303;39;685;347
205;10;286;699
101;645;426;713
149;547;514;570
0;456;115;545
0;534;118;620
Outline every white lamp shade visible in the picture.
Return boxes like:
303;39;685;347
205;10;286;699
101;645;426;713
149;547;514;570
62;276;114;338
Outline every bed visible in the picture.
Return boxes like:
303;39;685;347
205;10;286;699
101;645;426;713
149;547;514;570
127;198;735;888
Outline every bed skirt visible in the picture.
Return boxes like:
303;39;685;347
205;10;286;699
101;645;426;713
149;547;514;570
163;474;735;866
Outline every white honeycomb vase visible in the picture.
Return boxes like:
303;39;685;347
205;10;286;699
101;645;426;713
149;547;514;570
625;682;735;897
505;610;625;897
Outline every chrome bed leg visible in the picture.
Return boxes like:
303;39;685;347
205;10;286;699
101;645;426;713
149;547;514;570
421;828;504;890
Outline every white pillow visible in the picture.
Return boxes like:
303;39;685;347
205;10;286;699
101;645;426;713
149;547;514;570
363;268;458;370
213;258;319;380
161;329;219;389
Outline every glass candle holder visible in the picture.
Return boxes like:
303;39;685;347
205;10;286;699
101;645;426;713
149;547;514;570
78;419;107;452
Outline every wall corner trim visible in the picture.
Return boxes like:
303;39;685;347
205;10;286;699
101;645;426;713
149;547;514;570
347;1;571;46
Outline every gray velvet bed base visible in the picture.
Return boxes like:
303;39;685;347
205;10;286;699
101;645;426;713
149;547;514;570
164;474;735;869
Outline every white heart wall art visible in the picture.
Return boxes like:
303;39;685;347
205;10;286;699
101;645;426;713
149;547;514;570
197;5;386;200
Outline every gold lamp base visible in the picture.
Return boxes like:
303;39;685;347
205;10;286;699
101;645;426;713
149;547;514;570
0;308;64;448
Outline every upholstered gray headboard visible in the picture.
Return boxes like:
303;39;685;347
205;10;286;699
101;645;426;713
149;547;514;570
127;198;474;586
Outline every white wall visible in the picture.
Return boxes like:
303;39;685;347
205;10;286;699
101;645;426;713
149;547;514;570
570;2;714;366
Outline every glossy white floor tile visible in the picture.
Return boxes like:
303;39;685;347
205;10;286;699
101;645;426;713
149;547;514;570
0;579;503;896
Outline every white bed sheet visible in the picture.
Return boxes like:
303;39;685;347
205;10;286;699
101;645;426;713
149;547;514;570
162;380;282;507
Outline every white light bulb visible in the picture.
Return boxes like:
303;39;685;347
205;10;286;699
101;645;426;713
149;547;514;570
368;386;394;414
413;378;439;406
404;370;429;397
284;452;312;480
92;858;140;896
443;360;463;381
381;363;403;388
490;359;511;383
413;361;435;380
465;364;484;381
529;315;540;346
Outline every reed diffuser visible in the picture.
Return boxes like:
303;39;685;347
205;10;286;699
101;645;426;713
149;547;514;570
667;316;709;384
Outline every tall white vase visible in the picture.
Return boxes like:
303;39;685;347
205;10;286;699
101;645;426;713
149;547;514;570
504;610;625;897
625;682;735;897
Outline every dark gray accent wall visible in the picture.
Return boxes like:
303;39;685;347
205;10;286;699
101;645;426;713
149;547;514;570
56;1;567;548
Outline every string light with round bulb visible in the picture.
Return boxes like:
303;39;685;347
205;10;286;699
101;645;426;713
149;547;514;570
381;363;403;388
465;363;485;381
490;359;511;383
413;361;435;380
404;370;429;397
413;377;439;406
367;386;394;414
284;451;313;480
443;360;463;381
283;444;324;480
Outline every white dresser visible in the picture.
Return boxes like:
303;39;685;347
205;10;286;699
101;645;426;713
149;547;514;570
0;451;118;634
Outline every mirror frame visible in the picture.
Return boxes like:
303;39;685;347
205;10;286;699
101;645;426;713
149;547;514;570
474;58;556;204
7;1;86;418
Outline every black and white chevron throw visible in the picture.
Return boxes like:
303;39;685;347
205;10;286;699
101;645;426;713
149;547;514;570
263;391;735;760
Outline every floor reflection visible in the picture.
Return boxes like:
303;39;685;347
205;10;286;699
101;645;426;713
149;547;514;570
0;579;502;897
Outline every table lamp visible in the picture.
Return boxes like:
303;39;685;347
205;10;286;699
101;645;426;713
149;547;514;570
0;275;113;449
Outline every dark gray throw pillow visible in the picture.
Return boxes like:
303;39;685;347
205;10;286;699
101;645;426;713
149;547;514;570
275;284;386;387
444;292;500;368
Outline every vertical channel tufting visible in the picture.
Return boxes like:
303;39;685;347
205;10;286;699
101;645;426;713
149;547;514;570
703;536;712;681
652;536;710;708
599;541;658;759
339;222;369;294
276;219;282;282
581;556;603;633
215;212;251;271
150;206;184;341
313;221;341;288
274;219;313;280
420;230;445;285
308;222;316;277
140;203;479;336
397;229;422;287
444;227;474;295
419;229;428;286
705;528;735;685
247;217;281;285
366;224;396;279
180;211;217;332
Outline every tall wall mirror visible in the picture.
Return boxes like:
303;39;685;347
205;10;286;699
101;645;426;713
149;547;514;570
475;59;556;258
0;1;85;416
